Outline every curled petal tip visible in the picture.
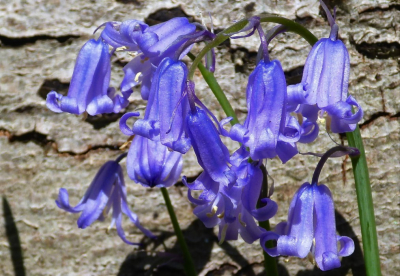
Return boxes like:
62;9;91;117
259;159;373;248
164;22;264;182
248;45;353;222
337;236;355;257
260;231;280;257
46;91;63;113
319;251;341;271
119;112;140;136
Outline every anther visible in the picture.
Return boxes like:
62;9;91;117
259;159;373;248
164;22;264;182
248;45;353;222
206;205;218;217
238;213;247;227
116;46;127;51
134;72;142;83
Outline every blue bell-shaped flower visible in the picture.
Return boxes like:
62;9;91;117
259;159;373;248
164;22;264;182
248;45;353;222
119;57;191;154
287;0;363;133
56;155;156;245
100;17;196;100
260;182;355;271
46;39;128;115
126;135;182;188
260;145;358;271
230;60;301;162
186;105;235;186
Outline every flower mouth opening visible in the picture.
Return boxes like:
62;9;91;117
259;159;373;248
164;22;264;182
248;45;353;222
346;105;359;118
284;127;300;138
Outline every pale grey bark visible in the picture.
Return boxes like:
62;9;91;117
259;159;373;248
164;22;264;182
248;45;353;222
0;0;399;275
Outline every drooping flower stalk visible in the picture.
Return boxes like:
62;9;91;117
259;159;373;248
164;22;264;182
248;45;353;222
160;187;197;276
188;16;317;80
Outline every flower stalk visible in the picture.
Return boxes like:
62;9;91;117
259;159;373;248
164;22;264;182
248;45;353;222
188;16;317;80
187;52;239;125
259;220;279;275
258;165;279;275
160;187;197;276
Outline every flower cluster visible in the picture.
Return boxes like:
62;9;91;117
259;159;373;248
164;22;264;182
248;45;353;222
50;0;362;272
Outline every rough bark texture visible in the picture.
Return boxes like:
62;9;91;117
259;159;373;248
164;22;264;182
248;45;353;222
0;0;399;275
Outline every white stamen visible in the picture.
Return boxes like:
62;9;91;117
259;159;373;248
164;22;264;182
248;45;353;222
134;72;142;83
219;224;229;245
238;213;246;227
206;205;218;217
116;46;127;51
106;219;115;234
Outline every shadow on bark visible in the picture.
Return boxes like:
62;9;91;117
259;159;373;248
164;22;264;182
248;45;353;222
2;196;26;276
118;219;252;275
117;210;364;275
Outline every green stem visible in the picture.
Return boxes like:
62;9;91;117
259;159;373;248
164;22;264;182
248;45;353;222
346;126;382;276
188;16;317;79
188;18;248;79
259;17;317;45
160;187;197;276
259;165;279;275
259;220;279;276
187;52;239;125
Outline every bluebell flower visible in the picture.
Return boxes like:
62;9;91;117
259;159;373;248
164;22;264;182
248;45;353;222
55;156;156;245
230;59;302;163
100;18;196;100
47;39;128;115
156;58;191;153
119;57;191;154
120;54;155;101
241;161;278;223
260;146;358;270
218;185;266;244
260;182;354;270
287;1;363;133
186;105;235;186
99;20;148;52
184;147;278;244
126;135;182;188
228;18;317;160
184;171;266;244
100;17;196;61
